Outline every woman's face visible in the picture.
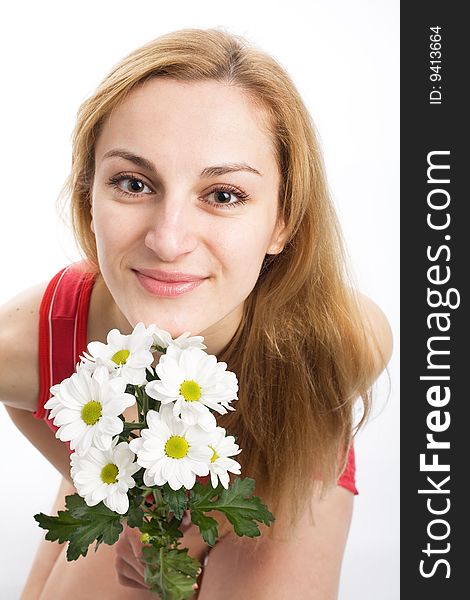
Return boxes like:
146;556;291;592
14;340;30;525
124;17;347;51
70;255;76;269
91;78;286;354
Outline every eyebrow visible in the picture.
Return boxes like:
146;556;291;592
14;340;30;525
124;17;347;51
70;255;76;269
101;149;263;177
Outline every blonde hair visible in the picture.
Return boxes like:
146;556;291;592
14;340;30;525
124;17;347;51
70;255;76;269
63;27;383;535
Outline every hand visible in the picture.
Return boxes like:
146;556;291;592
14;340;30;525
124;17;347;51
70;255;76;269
114;524;150;590
114;512;197;591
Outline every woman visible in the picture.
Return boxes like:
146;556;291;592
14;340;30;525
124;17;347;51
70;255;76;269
0;27;392;599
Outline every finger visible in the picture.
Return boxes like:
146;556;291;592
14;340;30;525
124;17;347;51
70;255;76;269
181;510;191;529
115;555;150;589
116;526;147;578
116;572;150;590
117;541;147;579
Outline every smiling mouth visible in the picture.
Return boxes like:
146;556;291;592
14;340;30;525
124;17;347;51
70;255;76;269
133;270;207;297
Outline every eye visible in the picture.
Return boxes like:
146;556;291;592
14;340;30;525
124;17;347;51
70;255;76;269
106;173;251;209
202;185;251;210
107;173;153;197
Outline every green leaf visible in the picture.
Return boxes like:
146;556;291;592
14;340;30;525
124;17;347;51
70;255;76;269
61;492;91;517
162;484;189;520
34;493;123;561
140;515;183;547
127;494;145;528
189;511;219;546
143;545;201;600
217;478;275;537
34;511;82;544
189;477;275;540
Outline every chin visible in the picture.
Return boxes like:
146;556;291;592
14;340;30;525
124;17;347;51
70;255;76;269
126;306;204;339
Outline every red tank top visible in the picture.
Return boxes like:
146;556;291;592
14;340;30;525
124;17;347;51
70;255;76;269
33;262;358;495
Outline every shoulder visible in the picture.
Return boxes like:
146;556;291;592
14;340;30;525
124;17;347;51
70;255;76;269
356;291;394;378
0;280;49;411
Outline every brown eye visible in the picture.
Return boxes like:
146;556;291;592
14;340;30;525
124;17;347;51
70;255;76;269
125;178;146;193
107;174;153;197
202;185;250;210
213;191;234;204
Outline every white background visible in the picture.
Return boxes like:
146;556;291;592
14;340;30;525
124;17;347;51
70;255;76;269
0;1;399;598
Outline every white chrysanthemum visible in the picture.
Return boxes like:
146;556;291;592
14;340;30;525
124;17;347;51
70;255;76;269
81;322;154;384
45;365;135;454
146;325;207;355
207;427;242;489
70;438;140;514
129;406;212;491
145;345;238;431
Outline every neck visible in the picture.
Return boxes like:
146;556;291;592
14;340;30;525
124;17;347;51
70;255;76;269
87;274;132;343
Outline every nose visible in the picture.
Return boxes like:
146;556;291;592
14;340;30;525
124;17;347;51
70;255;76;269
144;195;199;262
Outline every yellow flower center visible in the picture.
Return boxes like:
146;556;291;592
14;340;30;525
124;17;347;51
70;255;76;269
112;349;130;365
101;463;119;484
179;380;201;402
165;435;189;459
81;400;102;425
209;445;219;463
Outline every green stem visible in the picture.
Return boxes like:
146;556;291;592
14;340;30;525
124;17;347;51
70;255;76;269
142;388;149;417
122;422;146;435
153;488;163;507
134;386;143;422
159;546;164;594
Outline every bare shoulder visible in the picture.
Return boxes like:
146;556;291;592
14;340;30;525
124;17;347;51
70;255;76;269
0;280;49;411
356;291;394;376
199;486;354;599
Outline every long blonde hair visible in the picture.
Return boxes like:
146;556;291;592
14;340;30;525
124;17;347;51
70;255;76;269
63;27;383;534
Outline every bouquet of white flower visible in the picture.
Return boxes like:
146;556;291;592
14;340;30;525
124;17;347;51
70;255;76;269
35;323;274;599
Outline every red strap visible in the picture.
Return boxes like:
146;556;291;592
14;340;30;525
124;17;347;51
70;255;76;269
34;263;96;438
337;444;358;495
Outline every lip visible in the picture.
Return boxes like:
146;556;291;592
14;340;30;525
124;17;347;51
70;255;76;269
133;269;207;298
134;268;207;283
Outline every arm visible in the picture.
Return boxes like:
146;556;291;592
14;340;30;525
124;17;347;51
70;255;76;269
0;284;76;596
20;477;75;599
198;486;354;600
0;282;72;482
4;405;74;483
357;292;394;380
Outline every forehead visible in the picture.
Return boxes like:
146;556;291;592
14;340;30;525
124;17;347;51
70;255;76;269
95;78;276;171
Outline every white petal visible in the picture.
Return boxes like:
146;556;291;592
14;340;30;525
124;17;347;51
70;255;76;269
219;472;230;489
186;426;213;446
123;367;147;386
179;403;199;427
210;470;219;488
58;419;86;441
188;445;212;463
105;490;129;514
177;462;196;489
189;460;210;477
107;329;124;347
128;349;154;366
129;438;144;454
87;341;108;358
52;408;81;426
196;410;217;432
143;469;155;487
91;484;108;504
146;409;163;430
161;459;176;482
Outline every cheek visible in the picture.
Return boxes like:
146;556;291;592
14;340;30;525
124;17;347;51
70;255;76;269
217;221;270;283
92;203;142;258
